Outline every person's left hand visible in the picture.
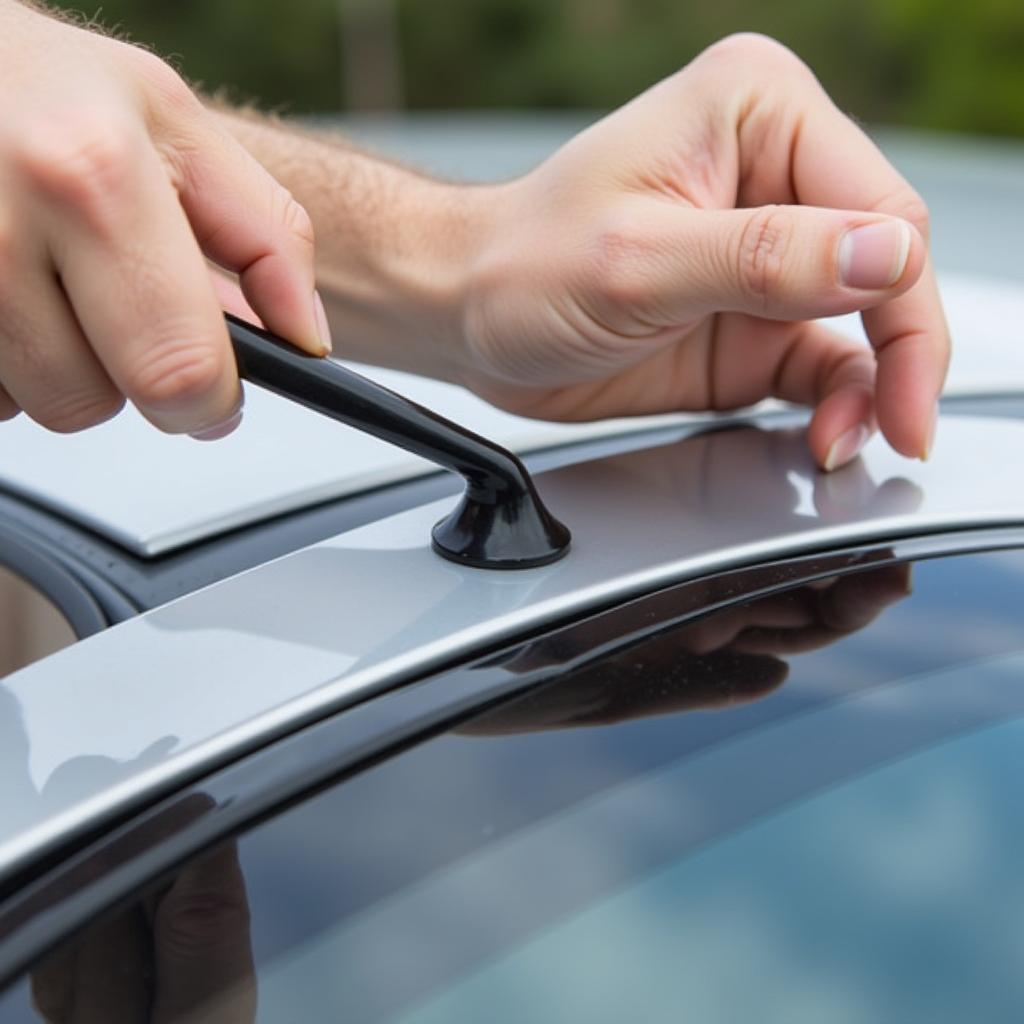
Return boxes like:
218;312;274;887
456;34;949;471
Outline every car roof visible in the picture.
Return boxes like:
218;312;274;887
3;412;1024;885
0;363;693;557
0;118;1022;558
0;268;1021;557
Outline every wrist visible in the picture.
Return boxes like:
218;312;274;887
317;164;499;382
215;109;502;382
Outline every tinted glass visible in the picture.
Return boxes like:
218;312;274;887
5;549;1024;1021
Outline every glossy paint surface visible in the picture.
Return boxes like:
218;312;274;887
0;272;1018;557
2;415;1024;885
0;362;687;557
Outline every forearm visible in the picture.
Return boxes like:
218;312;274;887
215;110;493;380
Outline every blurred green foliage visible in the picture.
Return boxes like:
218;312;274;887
49;0;1024;135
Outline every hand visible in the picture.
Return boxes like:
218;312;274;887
31;825;255;1023
0;2;328;439
458;34;949;470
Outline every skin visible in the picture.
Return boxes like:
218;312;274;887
0;0;327;439
458;42;948;468
0;7;949;468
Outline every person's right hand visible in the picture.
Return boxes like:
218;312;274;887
0;1;329;439
457;34;949;469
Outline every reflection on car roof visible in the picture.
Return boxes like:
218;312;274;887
3;414;1024;888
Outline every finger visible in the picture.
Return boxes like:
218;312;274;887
0;382;20;421
816;563;913;632
791;96;950;458
588;197;925;328
713;315;877;471
862;258;946;459
576;648;788;720
459;647;788;734
208;266;261;324
19;116;241;435
0;251;123;432
158;107;327;355
735;624;845;656
737;564;912;655
151;842;256;1024
31;908;152;1024
677;594;815;655
0;217;28;422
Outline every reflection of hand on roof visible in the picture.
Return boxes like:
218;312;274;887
31;805;255;1024
460;563;911;734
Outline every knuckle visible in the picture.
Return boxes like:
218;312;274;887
588;219;657;310
125;336;225;410
884;190;930;237
735;205;792;304
14;116;140;223
0;325;123;431
702;32;807;74
694;33;819;104
0;387;20;422
34;391;125;434
156;890;250;959
130;47;197;113
279;190;316;251
0;223;14;299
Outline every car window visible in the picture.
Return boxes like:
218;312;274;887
5;548;1024;1021
0;564;76;680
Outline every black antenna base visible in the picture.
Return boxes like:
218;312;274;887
227;314;571;571
431;462;572;570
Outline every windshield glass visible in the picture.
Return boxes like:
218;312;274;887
5;547;1024;1022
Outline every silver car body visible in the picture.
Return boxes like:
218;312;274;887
1;121;1023;894
3;414;1024;884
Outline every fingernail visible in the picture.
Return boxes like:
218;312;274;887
190;408;243;441
838;220;912;290
921;403;939;461
190;391;245;442
313;291;332;355
824;423;871;472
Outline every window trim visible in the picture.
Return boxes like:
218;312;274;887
2;523;1024;990
0;525;114;639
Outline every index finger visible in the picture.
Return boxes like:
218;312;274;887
791;95;950;459
24;117;241;436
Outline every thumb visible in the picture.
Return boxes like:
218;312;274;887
169;120;330;356
608;200;925;326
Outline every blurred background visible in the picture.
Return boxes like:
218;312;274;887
47;0;1024;137
44;0;1024;288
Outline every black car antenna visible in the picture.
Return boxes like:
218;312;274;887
226;313;571;570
